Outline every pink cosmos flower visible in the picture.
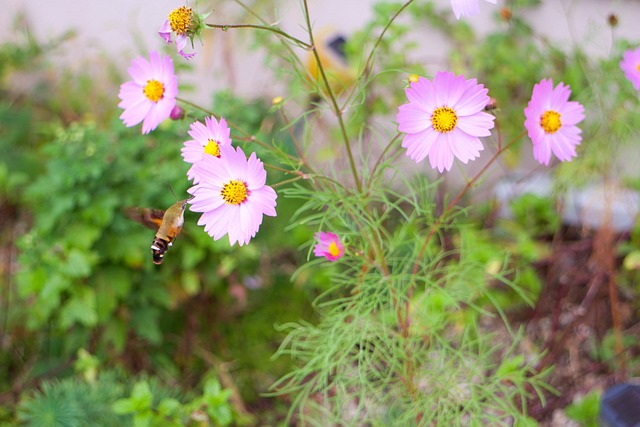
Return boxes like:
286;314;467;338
524;79;585;166
181;116;232;183
188;146;277;246
451;0;497;19
620;47;640;90
397;71;495;172
118;51;178;134
313;232;344;261
159;5;204;59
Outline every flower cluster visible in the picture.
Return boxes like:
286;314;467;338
187;144;277;246
117;5;639;254
397;72;586;169
116;5;279;248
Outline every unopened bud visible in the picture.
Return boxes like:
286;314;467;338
484;97;498;111
170;105;184;120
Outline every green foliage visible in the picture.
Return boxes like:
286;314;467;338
1;26;315;422
17;372;127;427
565;390;601;427
112;378;233;427
510;194;560;237
16;370;234;427
268;177;549;424
4;0;640;425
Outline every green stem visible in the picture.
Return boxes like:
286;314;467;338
368;132;402;190
271;176;304;188
205;23;311;49
279;108;315;174
302;0;362;192
177;97;215;117
264;163;302;175
342;0;415;108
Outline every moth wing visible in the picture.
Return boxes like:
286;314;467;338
124;207;165;231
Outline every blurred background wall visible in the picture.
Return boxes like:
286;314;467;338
1;0;638;105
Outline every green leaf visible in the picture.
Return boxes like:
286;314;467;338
131;307;162;344
157;398;181;417
565;390;600;427
59;288;98;328
496;355;525;379
61;248;96;278
623;250;640;270
129;381;153;411
181;270;200;296
103;317;128;353
61;223;101;251
112;398;136;415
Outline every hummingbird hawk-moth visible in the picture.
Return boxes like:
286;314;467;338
126;199;189;264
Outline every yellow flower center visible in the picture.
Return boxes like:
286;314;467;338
328;241;341;257
431;106;458;133
221;180;248;205
636;62;640;72
143;80;165;103
408;74;420;83
204;140;220;157
168;6;193;35
540;110;562;134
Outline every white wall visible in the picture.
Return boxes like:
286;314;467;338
2;0;638;104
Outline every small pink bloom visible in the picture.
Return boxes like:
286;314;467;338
117;51;178;134
181;116;232;183
397;71;495;172
313;232;344;261
620;47;640;90
524;79;585;166
450;0;497;19
188;146;277;246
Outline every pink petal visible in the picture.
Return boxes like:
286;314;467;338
447;131;483;163
397;104;431;134
428;137;455;172
158;20;172;43
456;112;495;137
402;128;438;163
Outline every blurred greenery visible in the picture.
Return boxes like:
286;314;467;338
0;14;325;425
1;0;640;425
